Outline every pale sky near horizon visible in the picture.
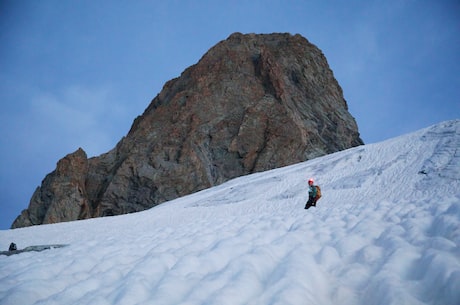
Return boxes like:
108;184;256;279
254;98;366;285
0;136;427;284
1;0;459;229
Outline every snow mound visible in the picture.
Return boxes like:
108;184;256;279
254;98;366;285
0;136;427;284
1;120;459;305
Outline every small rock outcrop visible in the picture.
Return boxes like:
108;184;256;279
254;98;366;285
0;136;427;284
13;148;90;227
12;32;363;228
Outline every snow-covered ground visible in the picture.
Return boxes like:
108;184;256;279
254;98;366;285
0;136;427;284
1;120;459;305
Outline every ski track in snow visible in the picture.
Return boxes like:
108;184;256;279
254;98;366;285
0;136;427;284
1;120;459;305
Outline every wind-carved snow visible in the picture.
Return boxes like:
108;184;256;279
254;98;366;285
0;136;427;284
1;120;459;305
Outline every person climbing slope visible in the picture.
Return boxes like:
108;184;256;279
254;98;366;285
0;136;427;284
305;178;321;209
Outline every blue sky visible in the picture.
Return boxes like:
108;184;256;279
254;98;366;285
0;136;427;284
1;0;459;230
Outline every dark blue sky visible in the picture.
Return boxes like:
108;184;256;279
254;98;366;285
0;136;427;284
1;0;459;229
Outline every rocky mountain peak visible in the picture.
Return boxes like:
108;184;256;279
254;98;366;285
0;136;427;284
12;32;363;228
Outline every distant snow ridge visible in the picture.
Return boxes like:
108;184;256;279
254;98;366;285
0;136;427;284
1;120;459;305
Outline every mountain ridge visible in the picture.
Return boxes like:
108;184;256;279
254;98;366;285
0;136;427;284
12;32;363;228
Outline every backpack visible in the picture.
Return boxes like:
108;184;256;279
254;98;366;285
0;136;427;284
9;243;17;251
315;185;321;200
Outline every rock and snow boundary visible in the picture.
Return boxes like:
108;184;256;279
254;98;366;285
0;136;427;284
1;120;459;305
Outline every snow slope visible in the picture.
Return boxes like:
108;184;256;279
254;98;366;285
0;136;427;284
1;120;459;305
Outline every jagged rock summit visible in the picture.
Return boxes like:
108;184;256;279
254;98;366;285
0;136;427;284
12;32;363;228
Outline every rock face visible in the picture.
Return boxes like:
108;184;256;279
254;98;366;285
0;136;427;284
12;33;363;228
13;148;90;227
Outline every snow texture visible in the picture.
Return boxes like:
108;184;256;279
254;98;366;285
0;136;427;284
1;120;459;305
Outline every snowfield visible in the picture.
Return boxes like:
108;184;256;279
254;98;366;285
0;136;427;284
1;120;459;305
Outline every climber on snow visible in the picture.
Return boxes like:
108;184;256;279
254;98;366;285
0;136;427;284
305;178;321;209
